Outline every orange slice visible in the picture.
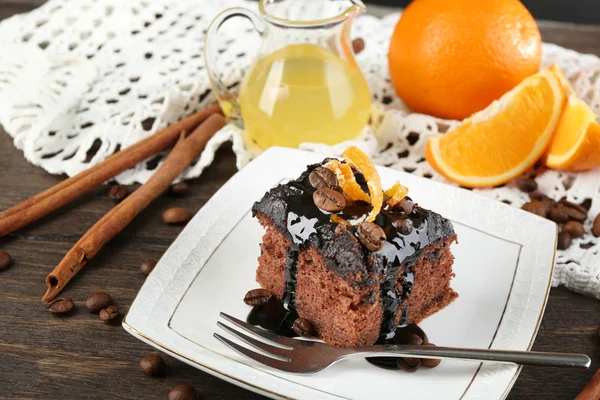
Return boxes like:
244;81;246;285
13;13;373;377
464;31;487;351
544;65;600;171
384;182;409;207
425;68;565;187
342;146;383;222
325;160;371;203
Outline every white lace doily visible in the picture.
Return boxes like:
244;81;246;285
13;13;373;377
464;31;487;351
1;0;599;300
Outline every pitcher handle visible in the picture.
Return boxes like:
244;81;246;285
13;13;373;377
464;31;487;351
204;8;266;123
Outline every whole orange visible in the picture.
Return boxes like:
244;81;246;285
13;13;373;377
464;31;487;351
388;0;542;120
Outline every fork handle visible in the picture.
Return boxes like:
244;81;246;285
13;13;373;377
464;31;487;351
349;345;591;369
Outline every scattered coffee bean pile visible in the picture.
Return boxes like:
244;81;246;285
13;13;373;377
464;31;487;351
0;250;12;271
163;207;192;225
168;384;200;400
140;259;157;276
519;177;599;250
47;296;75;314
109;184;130;203
140;353;167;377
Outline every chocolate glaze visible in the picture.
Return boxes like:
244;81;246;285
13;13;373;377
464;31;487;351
251;161;454;339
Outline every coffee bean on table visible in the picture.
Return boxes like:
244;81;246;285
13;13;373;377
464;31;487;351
243;288;272;306
293;318;314;337
163;207;192;224
84;292;113;313
109;184;129;203
0;250;12;271
557;231;572;250
313;187;347;212
48;296;74;314
521;200;548;219
562;221;584;238
593;214;600;237
99;305;120;323
559;200;588;222
140;259;157;276
358;222;386;251
169;182;189;197
392;217;414;235
420;343;442;368
516;177;538;193
548;204;570;223
168;384;200;400
352;38;365;54
140;353;166;377
308;167;338;189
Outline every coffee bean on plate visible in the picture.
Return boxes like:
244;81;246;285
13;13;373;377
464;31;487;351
559;200;588;222
140;353;166;377
109;184;129;203
557;231;572;250
163;207;192;224
593;214;600;237
169;182;189;197
99;305;120;323
293;318;314;337
352;37;365;54
168;384;200;400
521;200;548;219
358;222;386;251
392;217;414;235
516;177;537;193
243;288;272;306
562;221;584;238
548;204;570;223
397;357;421;372
420;343;442;368
313;187;346;212
84;292;113;313
48;296;74;314
140;259;157;276
396;197;414;215
308;167;338;189
0;250;12;271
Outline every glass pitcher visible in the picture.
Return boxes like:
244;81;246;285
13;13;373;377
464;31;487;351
205;0;371;155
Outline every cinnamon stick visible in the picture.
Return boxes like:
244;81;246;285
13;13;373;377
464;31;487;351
575;368;600;400
0;103;222;238
41;114;226;302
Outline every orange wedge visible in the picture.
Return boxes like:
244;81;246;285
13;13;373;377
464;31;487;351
426;68;565;187
545;66;600;171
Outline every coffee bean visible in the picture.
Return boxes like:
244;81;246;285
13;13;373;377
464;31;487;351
392;217;413;235
292;318;314;337
562;221;584;238
140;259;157;276
394;323;428;345
140;353;166;377
557;231;572;250
352;37;365;54
48;296;74;314
109;184;129;203
308;167;338;190
163;207;192;224
397;357;421;372
522;200;548;219
403;333;423;346
396;197;414;215
516;177;538;193
84;292;113;313
169;182;189;197
420;343;442;368
593;214;600;237
529;191;545;201
313;187;347;212
559;200;588;222
548;204;569;223
169;384;200;400
99;305;120;323
0;250;12;271
244;288;272;306
358;222;386;251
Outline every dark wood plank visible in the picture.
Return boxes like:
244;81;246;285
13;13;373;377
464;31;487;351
0;2;599;400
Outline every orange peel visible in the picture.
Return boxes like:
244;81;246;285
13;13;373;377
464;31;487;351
342;146;383;222
325;160;371;203
384;182;409;207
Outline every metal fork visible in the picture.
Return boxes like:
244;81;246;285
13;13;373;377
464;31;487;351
214;312;591;373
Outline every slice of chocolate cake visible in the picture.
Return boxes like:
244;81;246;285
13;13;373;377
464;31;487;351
251;147;457;348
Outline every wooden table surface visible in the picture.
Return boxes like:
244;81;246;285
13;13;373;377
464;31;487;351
1;2;600;399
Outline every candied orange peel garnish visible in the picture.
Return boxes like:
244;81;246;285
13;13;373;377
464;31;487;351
384;182;409;207
342;146;383;222
325;159;371;203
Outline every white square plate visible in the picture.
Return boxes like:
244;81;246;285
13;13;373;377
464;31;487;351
124;147;557;400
